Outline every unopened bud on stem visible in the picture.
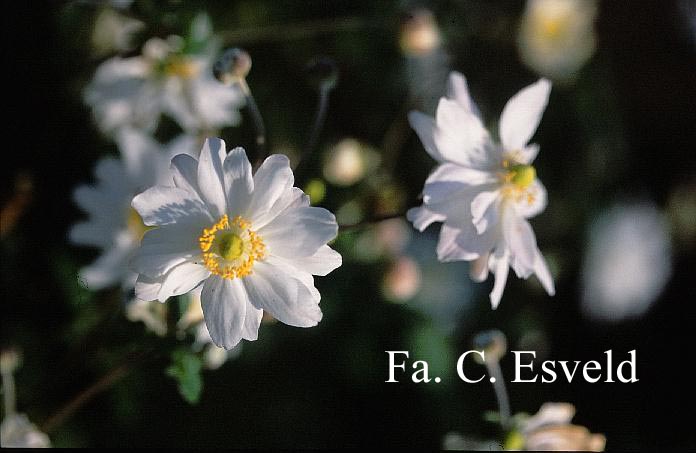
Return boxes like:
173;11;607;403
214;48;252;85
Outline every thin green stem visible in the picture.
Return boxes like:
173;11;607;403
486;359;511;429
238;78;267;168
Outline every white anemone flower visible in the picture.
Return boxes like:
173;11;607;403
84;36;243;134
70;128;197;293
131;138;342;349
581;202;672;322
407;72;555;308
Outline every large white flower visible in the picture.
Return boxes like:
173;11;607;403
407;72;555;308
84;36;243;134
70;128;197;292
130;138;342;349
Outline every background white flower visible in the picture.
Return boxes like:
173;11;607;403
84;36;244;134
407;72;555;308
581;202;672;322
131;138;342;349
517;0;598;81
70;128;197;293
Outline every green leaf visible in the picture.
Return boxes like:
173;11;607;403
184;11;213;55
166;349;203;404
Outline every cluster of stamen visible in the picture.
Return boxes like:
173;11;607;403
198;215;266;279
499;157;537;206
159;55;200;79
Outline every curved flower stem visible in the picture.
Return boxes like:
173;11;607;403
237;78;267;168
305;84;331;162
294;83;332;186
485;359;511;429
41;349;152;434
338;211;407;232
1;367;16;417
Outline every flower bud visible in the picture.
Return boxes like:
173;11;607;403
0;348;21;375
214;48;252;84
399;8;442;56
472;329;507;363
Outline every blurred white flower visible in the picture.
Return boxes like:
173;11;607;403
70;128;197;294
382;255;422;302
518;402;606;451
408;72;555;308
84;36;244;134
1;349;50;448
322;138;380;187
131;139;341;349
0;414;51;448
399;8;442;57
581;202;672;322
91;7;144;57
125;298;168;336
517;0;598;81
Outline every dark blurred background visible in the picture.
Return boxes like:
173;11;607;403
2;0;695;449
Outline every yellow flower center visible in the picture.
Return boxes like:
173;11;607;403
198;215;266;279
161;55;200;79
127;207;155;242
500;158;538;206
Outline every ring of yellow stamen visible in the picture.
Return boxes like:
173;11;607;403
198;215;266;279
159;55;200;79
499;157;538;206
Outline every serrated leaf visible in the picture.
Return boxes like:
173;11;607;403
166;349;203;404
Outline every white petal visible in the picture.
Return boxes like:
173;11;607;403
130;223;202;277
421;164;496;207
408;111;445;163
469;253;490;282
197;138;228;219
261;206;338;258
134;274;162;301
267;256;321;303
241;303;263;341
132;185;211;226
116;127;160;187
436;224;481;262
513;179;548;219
201;276;247;349
499;78;551;151
94;155;126;183
533;249;555;296
157;262;210;302
447;71;480;117
502;208;538;273
406;206;445;232
171;153;200;195
188;72;244;129
517;143;539;165
69;221;113;248
434;99;493;169
489;249;510;309
80;244;134;290
471;188;501;234
243;261;322;327
252;187;310;230
223;147;253;216
249;154;294;221
283;245;342;276
425;163;495;187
